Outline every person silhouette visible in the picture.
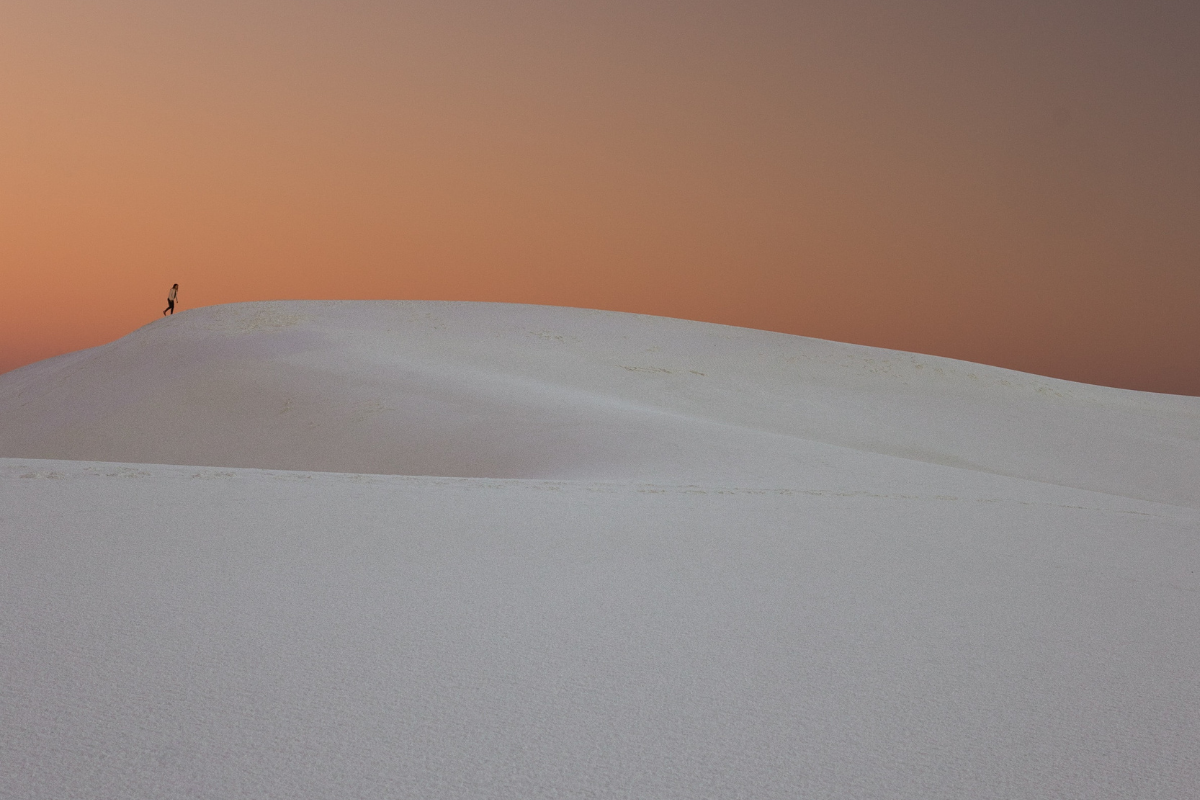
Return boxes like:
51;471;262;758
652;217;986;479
164;284;178;315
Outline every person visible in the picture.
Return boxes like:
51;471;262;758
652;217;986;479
164;284;178;315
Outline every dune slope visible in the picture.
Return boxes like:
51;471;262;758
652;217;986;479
1;301;1196;504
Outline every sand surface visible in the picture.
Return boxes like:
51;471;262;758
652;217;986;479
2;301;1198;798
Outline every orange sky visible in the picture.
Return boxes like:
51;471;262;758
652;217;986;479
3;0;1198;395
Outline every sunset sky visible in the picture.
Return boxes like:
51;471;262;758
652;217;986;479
2;0;1197;394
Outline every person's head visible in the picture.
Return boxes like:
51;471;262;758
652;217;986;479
172;284;179;289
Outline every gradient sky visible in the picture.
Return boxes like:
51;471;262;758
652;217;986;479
3;0;1198;394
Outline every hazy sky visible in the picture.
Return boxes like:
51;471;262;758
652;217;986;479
3;0;1198;394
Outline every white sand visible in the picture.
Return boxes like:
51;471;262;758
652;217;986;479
2;301;1198;798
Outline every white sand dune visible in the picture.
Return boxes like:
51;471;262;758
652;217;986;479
2;301;1199;799
2;301;1195;504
